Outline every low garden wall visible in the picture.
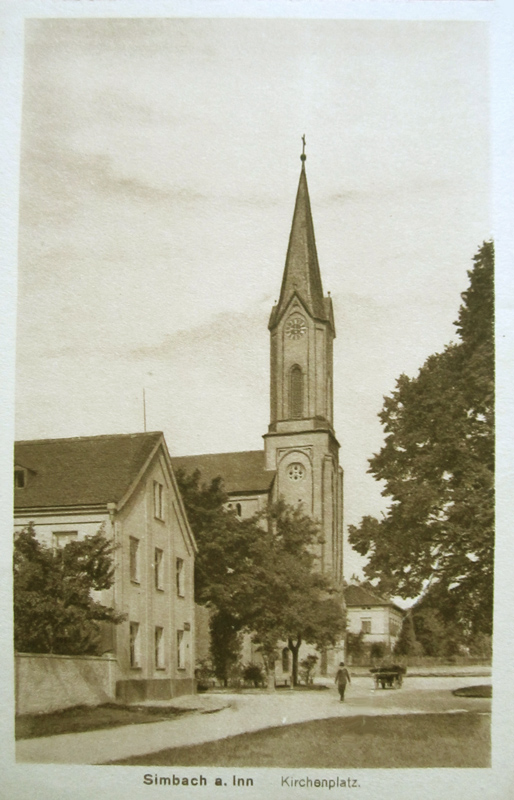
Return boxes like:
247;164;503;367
15;652;117;715
347;655;492;667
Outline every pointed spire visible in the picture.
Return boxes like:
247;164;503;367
269;143;328;329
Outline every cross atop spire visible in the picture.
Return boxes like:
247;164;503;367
301;134;306;162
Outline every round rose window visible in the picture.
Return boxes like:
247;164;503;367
287;463;305;481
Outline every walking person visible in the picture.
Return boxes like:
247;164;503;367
335;661;351;701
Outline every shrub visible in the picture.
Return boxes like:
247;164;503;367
468;633;492;659
243;663;265;688
370;642;387;662
346;631;365;661
195;659;214;692
299;654;318;685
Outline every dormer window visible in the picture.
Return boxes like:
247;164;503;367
14;467;26;489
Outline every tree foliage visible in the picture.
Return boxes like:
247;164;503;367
251;503;346;686
14;524;123;655
394;613;421;657
175;469;346;686
349;242;494;636
208;610;243;686
412;608;447;657
411;607;457;657
174;469;262;612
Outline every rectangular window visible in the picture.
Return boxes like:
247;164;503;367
176;557;185;596
361;618;372;634
390;619;400;637
129;537;140;583
153;481;164;520
129;622;140;667
52;531;78;550
14;468;26;488
155;626;164;669
177;629;185;669
154;547;164;590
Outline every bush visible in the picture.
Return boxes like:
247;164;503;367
346;631;365;661
243;663;265;688
299;654;318;685
468;633;492;659
227;662;244;689
370;642;387;662
195;659;215;693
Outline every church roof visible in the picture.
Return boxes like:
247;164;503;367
170;450;275;495
14;432;163;509
345;584;403;613
269;161;331;330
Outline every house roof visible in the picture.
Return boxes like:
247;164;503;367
14;432;163;509
170;450;275;495
345;584;403;613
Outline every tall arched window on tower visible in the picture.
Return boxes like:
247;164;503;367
290;364;303;419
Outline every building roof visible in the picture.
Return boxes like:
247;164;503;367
269;161;332;331
170;450;275;495
345;584;403;613
14;432;163;509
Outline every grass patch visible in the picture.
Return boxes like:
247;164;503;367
16;703;189;740
109;712;490;769
453;684;492;698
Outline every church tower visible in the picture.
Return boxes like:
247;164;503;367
264;147;344;582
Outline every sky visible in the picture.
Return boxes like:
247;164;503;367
15;17;490;580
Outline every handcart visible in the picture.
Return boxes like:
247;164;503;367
370;665;406;689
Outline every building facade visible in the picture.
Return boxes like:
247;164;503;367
345;584;404;654
14;431;197;701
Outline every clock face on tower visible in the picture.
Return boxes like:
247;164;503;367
285;314;307;340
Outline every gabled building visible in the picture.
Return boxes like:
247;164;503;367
14;431;197;701
345;584;404;650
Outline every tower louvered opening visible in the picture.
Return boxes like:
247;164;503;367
290;364;303;419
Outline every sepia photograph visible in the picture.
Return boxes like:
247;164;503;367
1;1;512;797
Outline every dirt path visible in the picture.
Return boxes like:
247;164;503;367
16;675;491;765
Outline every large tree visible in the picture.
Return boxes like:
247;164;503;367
250;502;346;686
175;468;271;683
175;469;345;685
349;242;494;636
14;524;123;655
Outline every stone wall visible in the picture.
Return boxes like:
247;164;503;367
15;653;117;715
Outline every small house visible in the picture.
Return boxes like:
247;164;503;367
14;431;197;703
